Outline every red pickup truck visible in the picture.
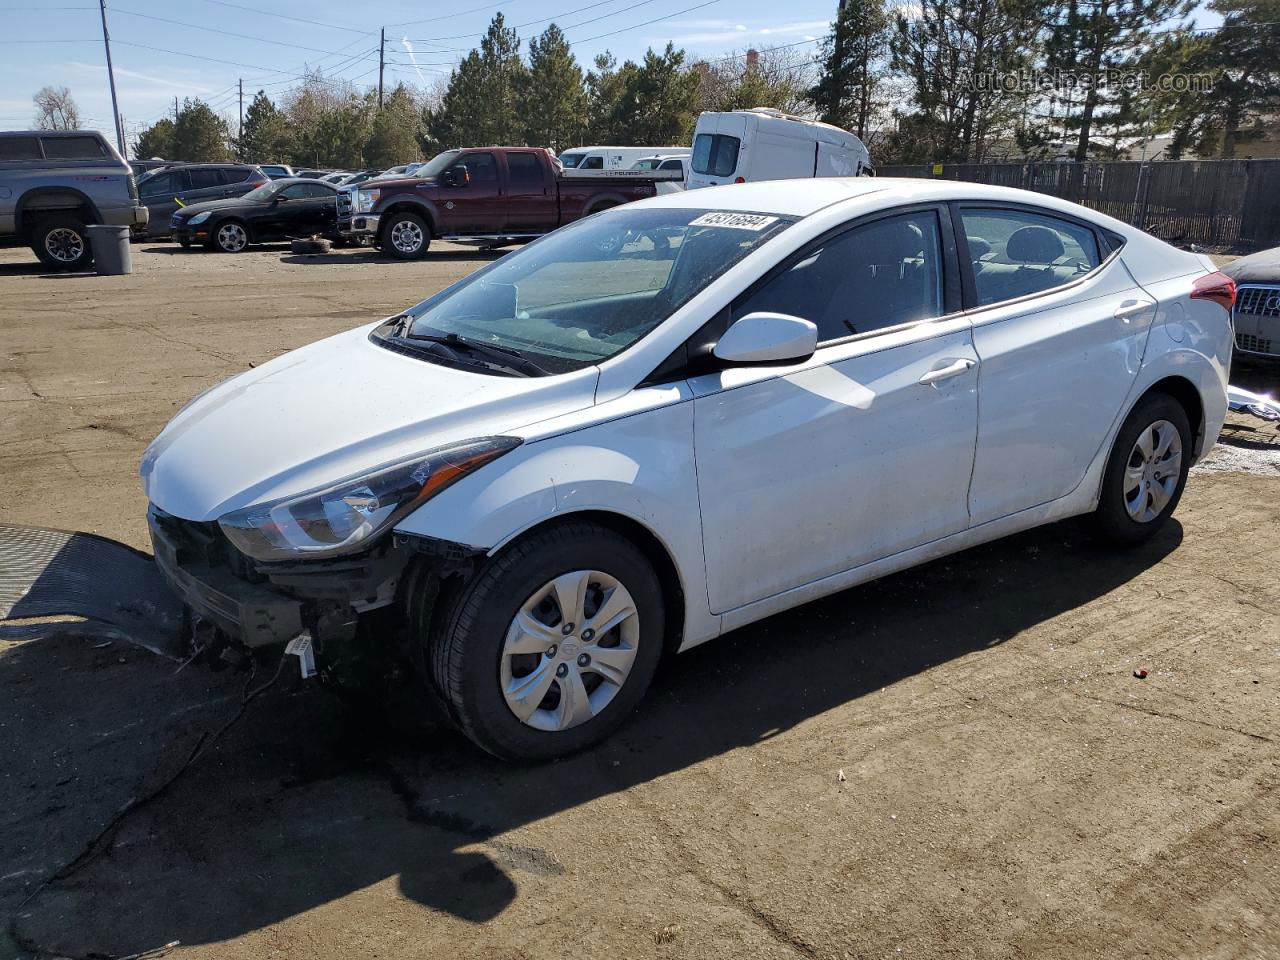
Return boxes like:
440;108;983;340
337;146;677;259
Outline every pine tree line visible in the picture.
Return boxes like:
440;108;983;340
131;1;1279;169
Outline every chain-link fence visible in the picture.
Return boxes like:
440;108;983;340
875;159;1280;250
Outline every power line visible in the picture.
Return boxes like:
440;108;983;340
568;0;723;46
386;0;527;30
108;6;376;57
406;0;643;43
191;0;375;34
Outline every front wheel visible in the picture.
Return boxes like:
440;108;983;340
382;211;430;259
1093;392;1192;544
208;220;249;253
424;521;665;760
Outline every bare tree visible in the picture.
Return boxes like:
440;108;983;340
33;85;81;130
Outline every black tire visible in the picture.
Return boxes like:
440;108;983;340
381;210;431;260
1093;391;1193;544
207;219;250;253
30;213;92;270
424;520;665;760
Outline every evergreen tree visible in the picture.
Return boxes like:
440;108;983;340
237;91;293;163
522;24;587;150
606;45;700;145
135;118;174;159
892;0;1047;162
432;51;491;148
1152;0;1280;157
477;13;526;144
170;99;230;162
1046;0;1194;161
811;0;892;138
584;52;631;143
366;84;423;167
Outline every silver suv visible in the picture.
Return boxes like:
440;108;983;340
0;130;148;270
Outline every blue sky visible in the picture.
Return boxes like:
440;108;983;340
0;0;1222;146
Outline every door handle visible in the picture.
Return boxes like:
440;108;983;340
918;357;976;385
1114;299;1155;322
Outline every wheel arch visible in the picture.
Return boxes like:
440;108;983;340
1139;375;1206;458
377;199;438;240
582;194;627;217
16;187;101;235
211;214;254;244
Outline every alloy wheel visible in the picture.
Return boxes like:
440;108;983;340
1123;419;1183;523
389;219;424;254
216;222;248;252
499;570;640;732
45;227;85;263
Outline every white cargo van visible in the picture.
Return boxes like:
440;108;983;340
559;145;690;171
685;109;872;190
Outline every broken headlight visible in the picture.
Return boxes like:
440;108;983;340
217;436;521;562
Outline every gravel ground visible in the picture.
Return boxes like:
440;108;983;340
1;243;1278;960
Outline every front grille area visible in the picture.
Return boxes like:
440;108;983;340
1237;332;1276;355
1236;285;1280;318
336;191;352;217
149;507;261;582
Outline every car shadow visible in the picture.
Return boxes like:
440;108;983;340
4;517;1183;955
0;261;91;278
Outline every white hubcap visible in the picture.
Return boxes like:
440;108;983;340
500;570;639;732
1123;419;1182;523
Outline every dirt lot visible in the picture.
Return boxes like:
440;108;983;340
1;243;1278;960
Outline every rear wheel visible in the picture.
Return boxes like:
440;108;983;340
423;521;664;760
31;214;92;270
1093;392;1192;544
383;211;430;259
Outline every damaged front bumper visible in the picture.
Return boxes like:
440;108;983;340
148;505;409;648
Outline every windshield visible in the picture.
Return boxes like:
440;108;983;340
387;207;793;375
559;152;584;168
416;151;460;178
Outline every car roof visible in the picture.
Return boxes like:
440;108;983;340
0;129;104;138
272;176;337;187
636;177;1140;228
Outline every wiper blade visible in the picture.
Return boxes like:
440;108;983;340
406;331;551;377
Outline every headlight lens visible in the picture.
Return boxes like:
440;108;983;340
217;436;521;562
355;188;379;213
187;211;211;225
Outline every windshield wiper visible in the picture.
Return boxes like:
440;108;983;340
406;331;551;377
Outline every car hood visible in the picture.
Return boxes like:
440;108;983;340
1221;246;1280;284
142;323;600;521
173;197;259;217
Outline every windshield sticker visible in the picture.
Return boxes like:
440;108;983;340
688;212;779;231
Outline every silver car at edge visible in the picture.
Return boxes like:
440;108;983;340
0;129;148;270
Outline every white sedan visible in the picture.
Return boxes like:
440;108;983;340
141;178;1235;759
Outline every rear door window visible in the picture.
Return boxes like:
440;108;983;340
692;134;740;177
40;135;106;160
959;208;1102;306
0;137;42;161
506;152;543;185
659;158;684;171
187;168;222;189
220;167;254;183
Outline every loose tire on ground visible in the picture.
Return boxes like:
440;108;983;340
31;213;92;270
382;211;431;260
1093;391;1193;544
422;520;665;760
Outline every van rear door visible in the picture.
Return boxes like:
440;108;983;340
688;113;747;189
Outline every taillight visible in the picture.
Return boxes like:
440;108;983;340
734;176;745;184
1190;271;1236;312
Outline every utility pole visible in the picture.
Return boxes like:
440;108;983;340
238;77;244;159
98;0;125;156
174;96;179;121
378;28;385;109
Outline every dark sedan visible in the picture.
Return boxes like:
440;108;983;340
169;178;340;252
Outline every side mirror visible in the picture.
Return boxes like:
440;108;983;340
445;165;470;187
713;312;818;365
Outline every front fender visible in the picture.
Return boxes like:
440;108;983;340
376;195;440;236
394;384;721;649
